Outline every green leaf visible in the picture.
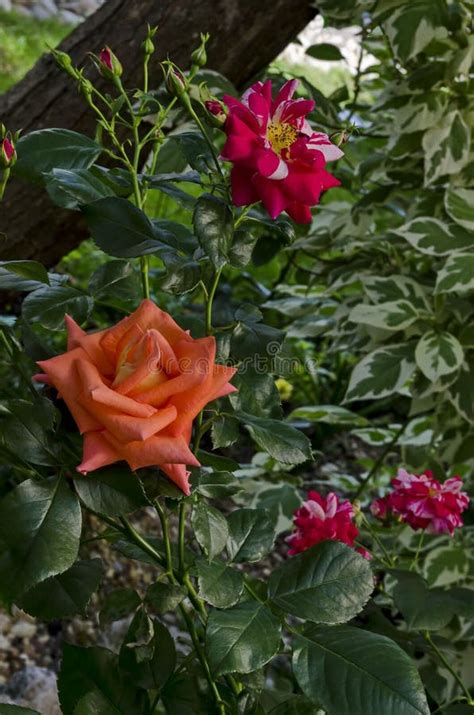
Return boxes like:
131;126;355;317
383;0;448;62
145;582;186;613
161;673;208;714
237;412;312;464
193;193;233;268
254;484;301;535
0;707;41;715
269;542;373;624
289;405;368;427
0;261;49;291
231;319;284;360
14;129;102;184
392;571;456;631
73;691;119;715
2;398;58;466
227;508;276;563
393;218;472;256
415;330;464;381
100;587;141;626
229;370;282;419
88;260;141;311
191;470;243;499
82;197;163;257
445;187;474;231
363;275;430;311
349;300;419;331
206;601;281;675
119;611;176;690
18;558;103;620
192;502;229;560
0;476;82;603
306;43;344;61
168;131;214;173
449;362;474;422
229;227;259;267
293;624;430;715
196;559;244;608
211;416;240;449
392;92;447;133
58;643;147;715
435;253;474;295
45;167;115;209
345;344;416;402
22;285;93;330
423;111;470;185
74;466;148;517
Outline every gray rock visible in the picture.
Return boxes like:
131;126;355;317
59;8;82;23
30;0;58;20
5;666;61;715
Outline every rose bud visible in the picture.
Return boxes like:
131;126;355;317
204;99;227;127
164;64;187;96
1;137;16;168
51;48;78;79
191;33;209;69
99;46;123;80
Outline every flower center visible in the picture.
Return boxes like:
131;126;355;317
267;121;298;154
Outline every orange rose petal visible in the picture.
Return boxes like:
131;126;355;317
65;313;86;351
65;314;113;375
113;331;162;396
168;365;237;437
77;431;121;474
94;404;178;443
33;373;50;384
100;299;191;361
37;350;102;433
134;371;204;408
149;329;180;375
74;359;156;418
160;463;192;495
89;385;154;418
105;431;200;472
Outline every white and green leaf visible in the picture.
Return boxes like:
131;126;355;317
423;111;470;185
345;344;416;402
415;330;464;381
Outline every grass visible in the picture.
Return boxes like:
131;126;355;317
0;10;70;93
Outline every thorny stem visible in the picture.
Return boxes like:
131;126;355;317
410;532;425;572
205;267;223;335
107;510;227;714
354;423;406;499
359;512;395;567
424;632;474;706
0;167;10;201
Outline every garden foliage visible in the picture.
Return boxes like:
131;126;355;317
0;1;473;714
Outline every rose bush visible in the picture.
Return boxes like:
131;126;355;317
0;4;472;715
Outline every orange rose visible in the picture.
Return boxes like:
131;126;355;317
35;300;237;494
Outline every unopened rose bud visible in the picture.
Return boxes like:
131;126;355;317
1;137;16;167
99;46;123;80
142;36;155;56
164;64;187;96
51;48;78;79
204;99;227;127
190;32;209;70
80;78;94;101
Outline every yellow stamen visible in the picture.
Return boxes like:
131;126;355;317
267;121;297;153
